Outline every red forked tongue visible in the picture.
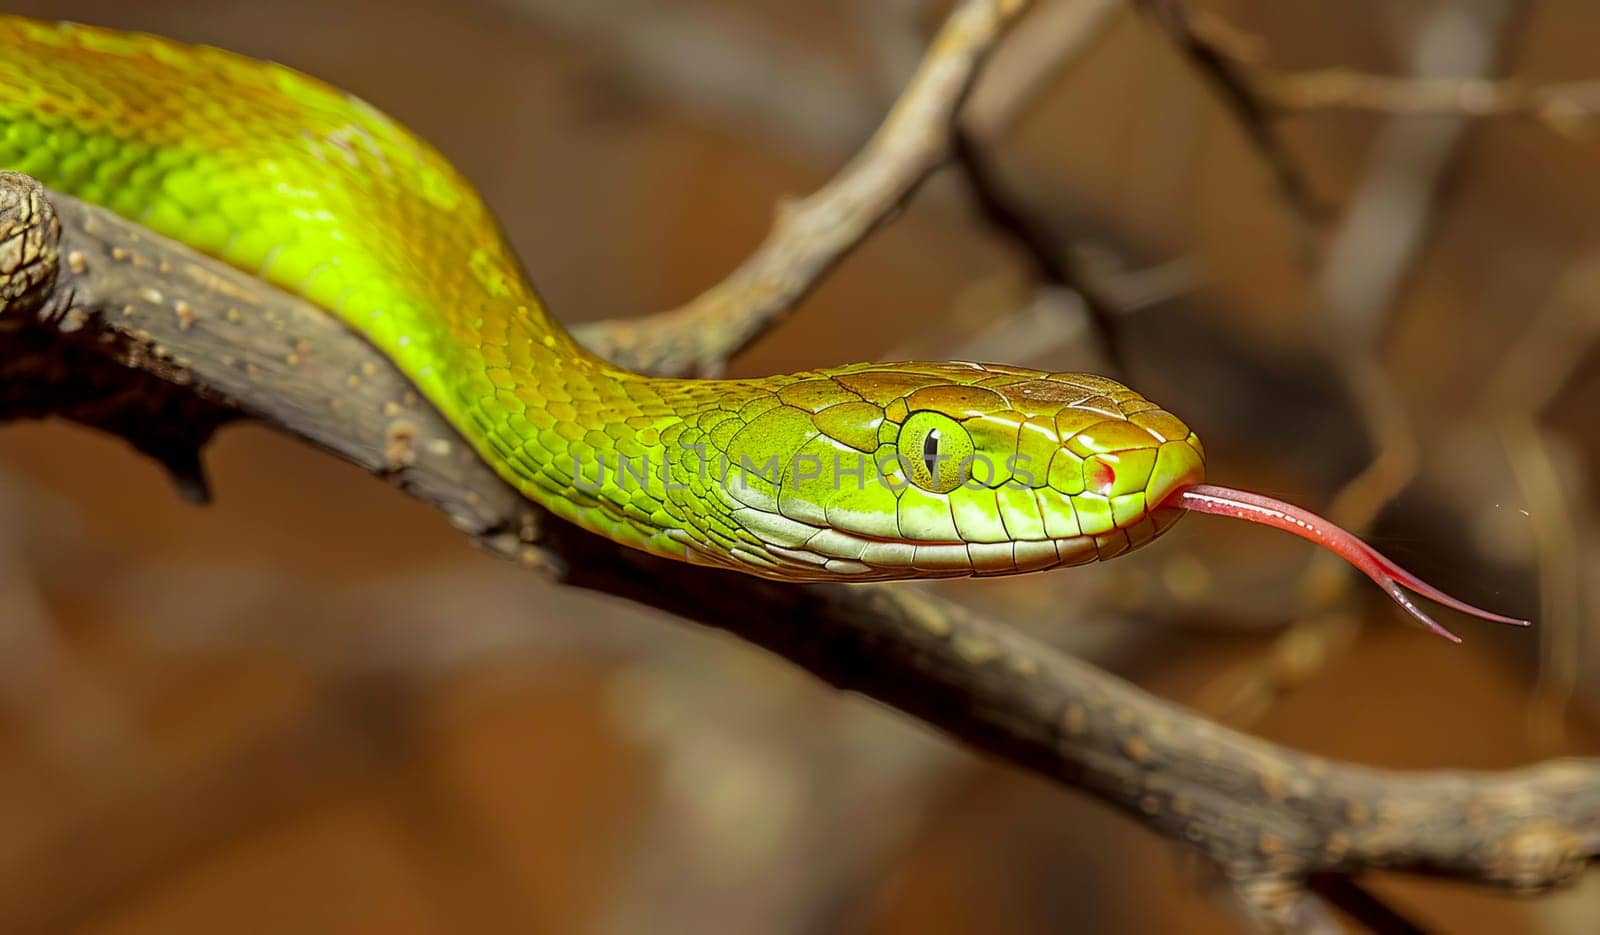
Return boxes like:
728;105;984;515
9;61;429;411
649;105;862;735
1173;483;1531;643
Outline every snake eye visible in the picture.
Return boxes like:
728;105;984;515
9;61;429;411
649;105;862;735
898;411;973;493
922;430;940;475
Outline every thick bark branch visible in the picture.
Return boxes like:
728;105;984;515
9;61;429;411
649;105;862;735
1;171;1596;933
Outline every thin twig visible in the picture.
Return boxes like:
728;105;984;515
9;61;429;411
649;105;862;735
1259;69;1600;141
950;126;1128;370
569;0;1128;380
572;0;1042;376
963;0;1126;139
1160;5;1600;143
1137;0;1328;236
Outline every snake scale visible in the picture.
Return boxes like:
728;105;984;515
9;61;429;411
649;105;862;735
0;15;1525;640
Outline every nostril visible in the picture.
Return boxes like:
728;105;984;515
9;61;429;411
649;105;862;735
1086;458;1116;496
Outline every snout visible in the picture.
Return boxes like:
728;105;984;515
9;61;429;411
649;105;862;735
1145;439;1206;513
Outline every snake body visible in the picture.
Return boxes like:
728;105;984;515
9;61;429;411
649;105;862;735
0;15;1208;580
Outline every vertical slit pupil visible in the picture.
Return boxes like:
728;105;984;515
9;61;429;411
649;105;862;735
922;429;940;476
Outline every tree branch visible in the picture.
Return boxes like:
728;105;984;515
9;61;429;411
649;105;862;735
1137;0;1329;235
1256;68;1600;141
571;0;1040;377
1161;0;1593;141
2;167;1596;931
950;126;1129;370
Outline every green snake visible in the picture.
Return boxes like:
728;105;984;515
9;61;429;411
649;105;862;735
0;15;1525;640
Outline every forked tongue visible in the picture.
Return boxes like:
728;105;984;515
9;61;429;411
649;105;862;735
1173;483;1530;643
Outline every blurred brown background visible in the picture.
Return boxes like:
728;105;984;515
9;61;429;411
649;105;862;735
2;0;1598;932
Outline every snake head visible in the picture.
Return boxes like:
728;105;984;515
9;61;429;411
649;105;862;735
684;361;1523;641
702;362;1204;579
